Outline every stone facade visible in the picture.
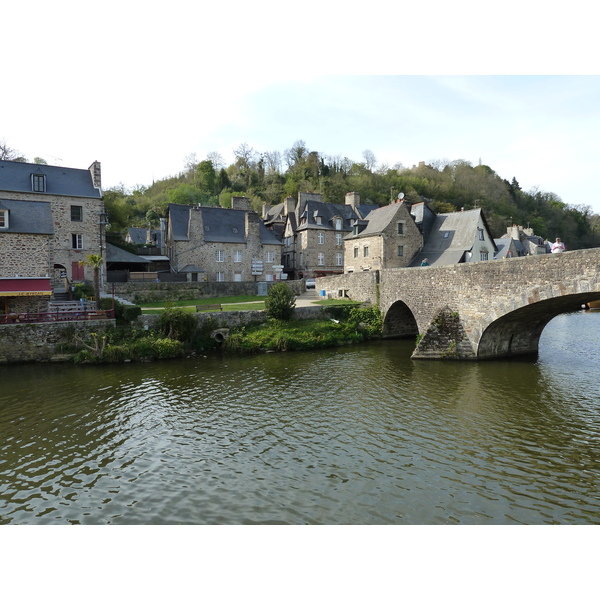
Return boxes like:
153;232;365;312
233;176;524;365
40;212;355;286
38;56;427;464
166;203;283;282
0;160;105;289
282;191;378;280
344;201;423;272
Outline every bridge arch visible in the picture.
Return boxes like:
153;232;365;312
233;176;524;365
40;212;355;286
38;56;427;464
382;300;419;339
477;291;600;359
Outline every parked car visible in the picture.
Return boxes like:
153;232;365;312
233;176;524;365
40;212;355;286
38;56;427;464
305;278;316;290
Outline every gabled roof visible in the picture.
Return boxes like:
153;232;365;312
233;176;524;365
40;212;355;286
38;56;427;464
168;204;283;245
409;208;496;267
345;202;409;239
0;160;102;198
0;198;54;234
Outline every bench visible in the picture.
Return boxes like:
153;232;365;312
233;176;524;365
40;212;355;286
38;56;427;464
196;304;223;312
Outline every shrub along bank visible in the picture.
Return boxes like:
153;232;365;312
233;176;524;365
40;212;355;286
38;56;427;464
71;304;383;364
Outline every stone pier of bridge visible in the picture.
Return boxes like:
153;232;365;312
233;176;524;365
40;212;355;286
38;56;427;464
319;248;600;360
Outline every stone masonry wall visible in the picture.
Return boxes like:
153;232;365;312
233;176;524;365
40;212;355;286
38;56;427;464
110;280;305;304
0;320;115;364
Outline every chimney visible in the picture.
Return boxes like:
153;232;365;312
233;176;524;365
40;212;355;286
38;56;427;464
245;211;261;240
89;160;101;189
284;196;295;215
232;196;251;211
345;191;360;209
262;204;271;219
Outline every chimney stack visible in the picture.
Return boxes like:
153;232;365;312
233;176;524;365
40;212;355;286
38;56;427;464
89;160;101;189
345;191;360;209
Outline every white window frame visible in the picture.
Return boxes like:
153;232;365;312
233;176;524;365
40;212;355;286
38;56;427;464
216;271;225;282
336;252;343;266
478;228;485;241
397;245;404;257
336;233;343;246
234;250;243;263
318;252;325;266
216;250;225;262
335;218;342;230
72;233;83;249
265;251;274;263
353;247;359;258
234;271;242;281
318;232;324;245
363;246;369;258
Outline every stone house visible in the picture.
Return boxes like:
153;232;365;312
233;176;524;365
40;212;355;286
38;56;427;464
165;197;283;282
408;207;497;266
343;199;423;272
274;191;378;280
501;225;547;256
0;159;105;313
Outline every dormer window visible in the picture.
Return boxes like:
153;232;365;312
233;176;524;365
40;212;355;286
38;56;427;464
334;218;342;230
32;173;46;192
0;209;8;229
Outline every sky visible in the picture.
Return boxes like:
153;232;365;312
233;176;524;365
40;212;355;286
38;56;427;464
3;2;600;215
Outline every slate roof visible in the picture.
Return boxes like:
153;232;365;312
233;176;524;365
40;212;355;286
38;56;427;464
168;204;283;245
0;198;54;234
0;159;101;198
106;243;152;264
409;208;495;267
295;199;379;232
345;202;407;239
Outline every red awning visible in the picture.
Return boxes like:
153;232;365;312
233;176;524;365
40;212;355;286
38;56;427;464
0;278;52;296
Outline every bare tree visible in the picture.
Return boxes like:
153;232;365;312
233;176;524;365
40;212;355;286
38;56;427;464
183;153;198;172
284;140;308;169
0;139;26;162
362;149;377;171
233;143;257;168
264;150;282;175
206;151;225;171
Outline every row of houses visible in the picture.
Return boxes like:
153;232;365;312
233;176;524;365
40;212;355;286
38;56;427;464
1;157;550;315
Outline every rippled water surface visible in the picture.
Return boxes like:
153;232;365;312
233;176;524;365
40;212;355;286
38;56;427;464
1;312;599;524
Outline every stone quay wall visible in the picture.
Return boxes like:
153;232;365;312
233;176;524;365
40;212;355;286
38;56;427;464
110;280;305;304
0;320;116;365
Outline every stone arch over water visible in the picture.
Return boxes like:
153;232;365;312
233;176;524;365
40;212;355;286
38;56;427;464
382;300;419;339
477;291;600;359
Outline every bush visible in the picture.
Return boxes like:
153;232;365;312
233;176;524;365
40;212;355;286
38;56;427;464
265;283;296;321
157;308;197;341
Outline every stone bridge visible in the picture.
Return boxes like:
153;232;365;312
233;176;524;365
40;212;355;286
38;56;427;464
319;248;600;360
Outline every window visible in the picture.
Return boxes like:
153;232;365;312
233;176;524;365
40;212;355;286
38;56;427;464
318;232;324;245
353;247;359;258
316;216;322;225
335;218;342;230
71;234;83;249
265;273;274;282
216;250;225;262
234;272;242;281
234;250;243;263
32;173;46;192
71;205;83;222
336;252;343;266
265;251;274;263
478;228;485;241
216;272;225;282
336;233;343;246
397;245;404;257
318;252;325;265
0;210;8;229
480;251;489;261
397;222;404;235
363;246;369;258
299;252;303;266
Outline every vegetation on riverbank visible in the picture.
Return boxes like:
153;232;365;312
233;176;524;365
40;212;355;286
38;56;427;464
70;303;382;363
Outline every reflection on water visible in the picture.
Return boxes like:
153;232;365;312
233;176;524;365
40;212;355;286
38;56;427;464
1;312;599;524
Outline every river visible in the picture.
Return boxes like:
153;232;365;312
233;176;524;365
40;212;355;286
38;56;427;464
1;311;599;525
